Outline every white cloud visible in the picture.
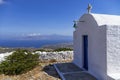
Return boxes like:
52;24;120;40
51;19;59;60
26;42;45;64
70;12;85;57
28;33;41;36
22;33;41;37
0;0;5;4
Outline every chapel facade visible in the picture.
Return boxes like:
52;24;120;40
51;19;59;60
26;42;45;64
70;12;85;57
73;13;120;80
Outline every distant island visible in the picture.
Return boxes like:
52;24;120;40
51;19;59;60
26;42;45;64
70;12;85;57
0;42;73;53
0;34;73;48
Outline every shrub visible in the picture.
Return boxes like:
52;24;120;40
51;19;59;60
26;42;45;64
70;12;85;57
34;48;53;52
0;49;39;75
54;48;73;52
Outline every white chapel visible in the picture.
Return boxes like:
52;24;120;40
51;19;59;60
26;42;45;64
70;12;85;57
73;4;120;80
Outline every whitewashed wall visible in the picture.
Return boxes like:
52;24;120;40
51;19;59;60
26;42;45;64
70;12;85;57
73;14;107;80
107;25;120;75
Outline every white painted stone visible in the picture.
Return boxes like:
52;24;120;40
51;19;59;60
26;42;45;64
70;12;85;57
0;51;14;62
73;13;120;80
0;51;73;62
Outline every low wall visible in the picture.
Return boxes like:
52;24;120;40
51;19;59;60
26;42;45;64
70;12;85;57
35;51;73;61
0;51;73;62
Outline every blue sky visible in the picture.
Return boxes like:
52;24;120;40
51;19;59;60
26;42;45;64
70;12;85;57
0;0;120;37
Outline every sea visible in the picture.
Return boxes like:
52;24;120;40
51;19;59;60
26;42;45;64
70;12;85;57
0;39;73;48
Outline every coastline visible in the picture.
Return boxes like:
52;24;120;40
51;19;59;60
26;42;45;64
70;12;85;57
0;42;73;53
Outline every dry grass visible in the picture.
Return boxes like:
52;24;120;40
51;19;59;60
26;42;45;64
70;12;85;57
0;60;72;80
0;62;61;80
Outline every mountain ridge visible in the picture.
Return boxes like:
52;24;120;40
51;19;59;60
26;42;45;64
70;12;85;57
2;34;73;40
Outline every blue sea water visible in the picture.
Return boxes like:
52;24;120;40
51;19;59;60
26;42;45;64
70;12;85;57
0;39;72;48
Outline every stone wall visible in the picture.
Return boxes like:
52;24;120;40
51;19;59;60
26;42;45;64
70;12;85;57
0;51;73;62
35;51;73;61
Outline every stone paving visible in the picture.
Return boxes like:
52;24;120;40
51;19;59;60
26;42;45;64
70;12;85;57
54;63;97;80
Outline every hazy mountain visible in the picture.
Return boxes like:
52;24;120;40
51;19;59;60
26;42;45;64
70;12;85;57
20;34;73;40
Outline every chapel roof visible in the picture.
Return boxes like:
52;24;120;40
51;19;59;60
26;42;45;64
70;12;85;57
91;13;120;26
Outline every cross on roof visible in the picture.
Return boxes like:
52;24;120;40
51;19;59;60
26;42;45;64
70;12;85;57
87;3;92;13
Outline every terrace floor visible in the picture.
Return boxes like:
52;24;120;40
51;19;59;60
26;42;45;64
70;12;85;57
54;63;97;80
